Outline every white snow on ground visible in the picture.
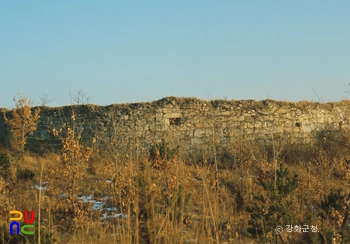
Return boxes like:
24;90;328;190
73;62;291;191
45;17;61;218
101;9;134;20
31;182;48;190
76;195;128;220
101;212;128;220
76;194;93;202
32;181;128;221
75;192;128;220
106;207;118;211
76;194;128;221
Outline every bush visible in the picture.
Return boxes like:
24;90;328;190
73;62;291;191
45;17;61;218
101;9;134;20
149;139;179;162
0;150;10;173
17;168;35;181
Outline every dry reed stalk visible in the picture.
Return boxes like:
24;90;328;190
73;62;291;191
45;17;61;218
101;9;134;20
38;157;44;244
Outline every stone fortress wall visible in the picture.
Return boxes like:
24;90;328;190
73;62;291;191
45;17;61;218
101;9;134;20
1;97;350;155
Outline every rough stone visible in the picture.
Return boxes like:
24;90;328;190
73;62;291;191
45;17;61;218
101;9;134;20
0;97;349;155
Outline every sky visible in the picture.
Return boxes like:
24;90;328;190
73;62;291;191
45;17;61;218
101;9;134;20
1;1;350;108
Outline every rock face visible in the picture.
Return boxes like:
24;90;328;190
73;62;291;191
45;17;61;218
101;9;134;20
1;97;349;155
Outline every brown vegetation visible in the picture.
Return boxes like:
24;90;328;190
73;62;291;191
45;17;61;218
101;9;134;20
3;93;40;152
2;97;350;244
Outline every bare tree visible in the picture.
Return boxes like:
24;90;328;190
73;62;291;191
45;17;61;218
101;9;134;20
38;93;54;106
69;89;92;105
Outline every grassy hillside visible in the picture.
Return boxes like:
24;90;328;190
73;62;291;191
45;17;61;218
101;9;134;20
1;123;350;244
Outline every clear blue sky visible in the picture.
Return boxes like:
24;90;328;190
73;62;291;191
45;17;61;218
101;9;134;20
1;1;350;108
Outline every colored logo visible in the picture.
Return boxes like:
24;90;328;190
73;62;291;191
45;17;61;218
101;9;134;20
9;210;35;235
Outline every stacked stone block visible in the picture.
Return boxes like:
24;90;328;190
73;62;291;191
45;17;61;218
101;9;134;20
1;97;349;154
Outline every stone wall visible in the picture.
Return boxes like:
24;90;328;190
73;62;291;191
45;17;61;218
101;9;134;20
1;97;350;155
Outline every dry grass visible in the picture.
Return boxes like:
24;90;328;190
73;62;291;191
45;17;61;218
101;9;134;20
2;122;350;244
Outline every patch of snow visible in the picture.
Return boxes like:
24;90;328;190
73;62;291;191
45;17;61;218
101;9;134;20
106;207;118;211
91;202;106;211
76;194;127;220
76;195;95;203
31;182;48;190
101;212;128;219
